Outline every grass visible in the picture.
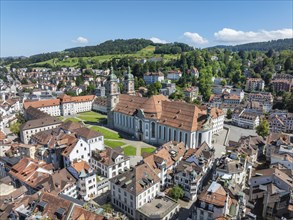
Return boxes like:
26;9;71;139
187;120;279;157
57;116;64;121
90;126;122;140
141;147;156;154
77;111;107;123
104;140;125;148
123;145;137;156
64;117;82;122
29;46;180;68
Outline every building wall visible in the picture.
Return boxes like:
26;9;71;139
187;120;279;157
20;123;61;144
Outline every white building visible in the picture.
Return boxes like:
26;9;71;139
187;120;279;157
232;108;260;129
143;72;165;85
62;127;104;167
20;117;62;144
71;161;97;201
23;94;95;117
90;146;130;179
245;78;265;92
110;163;161;219
167;70;182;81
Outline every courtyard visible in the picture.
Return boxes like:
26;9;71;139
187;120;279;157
60;111;156;157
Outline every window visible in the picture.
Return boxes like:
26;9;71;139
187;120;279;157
159;125;161;138
169;128;172;141
151;122;156;138
174;130;177;141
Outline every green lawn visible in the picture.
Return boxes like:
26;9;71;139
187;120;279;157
104;140;125;148
90;126;122;140
77;111;107;123
123;145;137;156
141;147;156;154
64;117;82;122
29;46;180;68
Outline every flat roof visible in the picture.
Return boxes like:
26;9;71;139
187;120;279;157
137;196;179;218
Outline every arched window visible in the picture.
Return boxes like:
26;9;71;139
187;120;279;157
169;128;172;141
173;130;177;141
151;122;156;138
179;131;182;142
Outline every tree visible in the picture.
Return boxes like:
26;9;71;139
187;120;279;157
16;113;26;124
169;185;184;201
284;57;292;71
220;79;227;86
10;122;21;136
256;119;269;138
226;109;232;119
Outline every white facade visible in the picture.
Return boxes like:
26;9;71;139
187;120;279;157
37;105;61;117
90;152;130;179
211;115;224;134
111;181;160;219
167;72;182;80
61;100;93;116
113;112;214;149
20;123;61;144
143;74;164;85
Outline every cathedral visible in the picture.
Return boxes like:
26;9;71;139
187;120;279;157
105;67;224;149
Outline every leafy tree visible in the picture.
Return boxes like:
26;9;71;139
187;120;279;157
221;79;227;86
10;122;21;136
169;185;184;201
284;57;292;71
102;204;113;213
226;109;232;119
256;119;269;138
78;58;87;70
21;78;29;85
16;113;26;124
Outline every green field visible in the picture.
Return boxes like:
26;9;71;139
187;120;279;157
104;140;125;148
64;117;82;122
77;111;107;124
123;145;137;156
141;147;156;154
90;126;122;140
30;46;179;67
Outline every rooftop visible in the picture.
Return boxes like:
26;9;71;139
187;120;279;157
137;196;179;219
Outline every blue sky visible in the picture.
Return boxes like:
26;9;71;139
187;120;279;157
1;0;293;57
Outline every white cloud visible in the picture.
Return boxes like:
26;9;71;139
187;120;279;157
150;37;168;44
73;36;88;44
214;28;293;44
183;32;209;45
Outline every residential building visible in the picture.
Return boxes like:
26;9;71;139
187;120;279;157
232;108;260;129
269;112;293;133
272;79;292;92
62;127;104;166
70;161;97;201
247;92;273;112
143;72;165;84
245;78;265;92
90;146;130;179
167;70;182;80
184;87;199;101
160;81;176;97
136;196;180;220
193;181;238;220
174;142;214;200
143;141;186;189
249;168;293;219
110;163;160;219
273;73;293;84
20;116;62;144
8;157;54;194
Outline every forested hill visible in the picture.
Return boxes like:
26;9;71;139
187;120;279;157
210;38;293;51
65;39;154;57
2;39;193;66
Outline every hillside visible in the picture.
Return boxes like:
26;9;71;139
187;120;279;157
5;39;191;68
209;38;293;51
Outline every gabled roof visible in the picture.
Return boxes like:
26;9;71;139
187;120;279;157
73;127;103;140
